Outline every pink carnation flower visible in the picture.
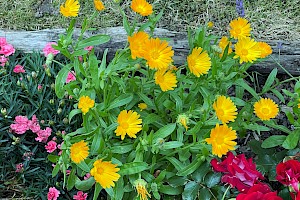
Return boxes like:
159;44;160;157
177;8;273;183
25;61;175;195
28;115;41;133
45;141;57;153
35;127;52;143
47;187;60;200
0;37;7;46
0;55;8;67
38;84;43;91
84;46;94;52
13;65;26;73
10;115;30;134
43;42;60;57
15;163;24;173
73;191;88;200
66;71;76;83
0;44;15;57
84;173;91;180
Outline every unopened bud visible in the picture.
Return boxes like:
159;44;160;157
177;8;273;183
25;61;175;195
46;53;54;66
49;120;55;125
31;71;37;79
49;99;55;104
57;108;62;115
1;108;7;115
63;118;69;124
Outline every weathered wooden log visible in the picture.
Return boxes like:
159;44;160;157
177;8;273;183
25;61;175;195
1;27;300;74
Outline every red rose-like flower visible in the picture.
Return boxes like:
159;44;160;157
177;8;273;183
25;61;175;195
211;152;264;193
276;159;300;193
236;183;283;200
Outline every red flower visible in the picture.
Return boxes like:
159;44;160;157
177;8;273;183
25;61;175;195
276;159;300;192
291;192;300;200
236;183;283;200
211;152;264;193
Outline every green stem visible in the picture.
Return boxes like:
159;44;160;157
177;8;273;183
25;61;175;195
271;55;294;78
258;76;299;96
221;185;231;200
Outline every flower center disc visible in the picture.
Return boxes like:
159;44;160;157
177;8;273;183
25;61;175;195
235;29;241;34
241;49;248;56
262;107;270;115
217;109;225;117
120;122;129;129
97;167;104;174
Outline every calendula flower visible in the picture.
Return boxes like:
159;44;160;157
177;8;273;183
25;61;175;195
257;42;272;58
205;124;237;158
70;140;89;163
254;98;279;120
177;114;189;131
115;110;142;140
187;47;211;77
154;69;177;92
128;31;149;59
298;99;300;109
207;21;214;28
60;0;80;17
94;0;105;11
131;0;153;16
213;96;238;124
134;179;151;200
78;96;95;115
229;17;251;39
138;103;147;111
143;38;174;70
90;159;120;189
233;37;261;64
219;36;233;57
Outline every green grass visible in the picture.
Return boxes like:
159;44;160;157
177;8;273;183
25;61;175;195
0;0;299;41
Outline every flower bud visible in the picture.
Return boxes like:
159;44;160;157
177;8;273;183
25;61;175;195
26;75;31;81
31;71;37;79
17;80;21;86
57;108;63;115
49;99;55;104
211;45;223;54
51;83;55;90
49;120;55;125
176;114;189;131
63;118;69;124
46;53;54;66
45;67;51;77
1;108;7;115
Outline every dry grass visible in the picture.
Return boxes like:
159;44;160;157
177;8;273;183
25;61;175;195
0;0;299;41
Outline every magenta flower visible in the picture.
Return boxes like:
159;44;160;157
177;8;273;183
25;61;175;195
38;84;43;91
0;43;15;57
66;71;76;83
73;191;88;200
84;46;94;52
0;55;8;67
35;127;52;143
0;37;7;46
13;65;26;74
43;42;60;57
47;187;60;200
45;141;57;153
15;163;24;173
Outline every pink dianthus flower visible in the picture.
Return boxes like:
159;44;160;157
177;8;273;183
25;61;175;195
0;43;15;56
10;115;30;134
13;65;25;73
66;71;76;83
47;187;60;200
0;37;7;46
84;46;94;52
45;141;57;153
35;127;52;143
0;55;8;67
43;42;60;57
73;191;88;200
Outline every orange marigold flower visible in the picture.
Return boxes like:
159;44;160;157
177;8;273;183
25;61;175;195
213;95;238;124
254;98;279;121
229;17;251;39
187;47;211;77
78;96;95;115
94;0;105;11
128;31;149;59
60;0;80;17
219;36;233;57
131;0;153;16
70;140;89;163
257;42;272;58
115;110;142;140
154;69;177;92
233;37;261;64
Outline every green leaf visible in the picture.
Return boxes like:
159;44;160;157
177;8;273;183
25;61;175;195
47;155;59;163
198;188;212;200
77;35;110;50
271;89;285;103
67;168;76;191
111;144;133;154
69;109;81;123
166;157;185;171
163;141;184;150
93;183;102;200
119;162;148;175
89;54;99;88
107;93;133;110
55;65;71;98
91;127;104;154
152;123;176;142
122;11;131;35
144;113;161;125
262;68;277;93
138;92;155;108
261;135;287;148
264;121;291;134
71;49;88;57
159;185;183;195
177;156;205;177
204;172;221;188
76;161;90;172
52;164;60;178
235;79;259;100
182;181;200;200
75;177;95;191
282;130;300;149
244;123;270;132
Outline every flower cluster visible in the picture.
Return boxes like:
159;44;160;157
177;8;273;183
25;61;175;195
0;37;15;67
236;183;282;200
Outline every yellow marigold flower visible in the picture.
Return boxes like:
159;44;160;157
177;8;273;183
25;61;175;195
219;36;233;57
229;17;251;39
207;21;214;28
115;110;142;140
60;0;80;17
257;42;272;58
128;31;149;59
70;140;89;163
187;47;211;77
177;114;189;131
213;96;238;124
233;37;261;64
78;96;95;115
134;179;151;200
154;69;177;92
143;38;174;70
138;103;147;111
298;99;300;109
131;0;153;16
254;98;279;121
90;159;120;189
205;124;237;158
94;0;105;11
